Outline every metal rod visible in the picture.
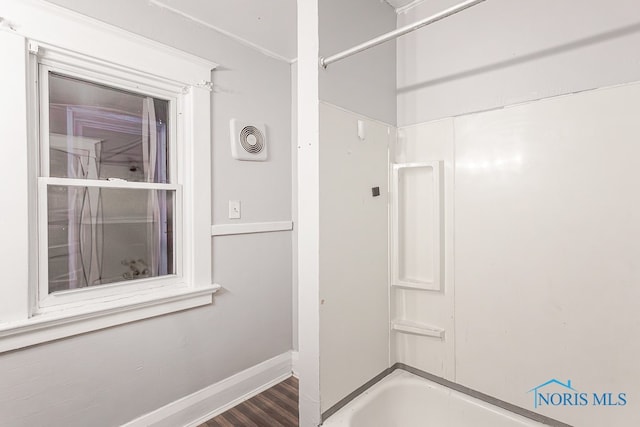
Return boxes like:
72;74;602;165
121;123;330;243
319;0;487;68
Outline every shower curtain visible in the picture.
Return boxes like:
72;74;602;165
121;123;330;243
142;97;168;278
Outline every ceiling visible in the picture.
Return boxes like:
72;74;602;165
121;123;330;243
147;0;424;63
149;0;298;62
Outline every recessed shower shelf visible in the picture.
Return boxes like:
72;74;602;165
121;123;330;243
391;162;443;292
391;320;445;339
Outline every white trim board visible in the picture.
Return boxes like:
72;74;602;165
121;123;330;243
211;221;294;236
124;351;294;427
0;285;220;353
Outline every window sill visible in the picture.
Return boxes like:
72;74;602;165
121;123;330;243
0;283;220;353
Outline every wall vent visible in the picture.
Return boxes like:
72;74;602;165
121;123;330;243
230;119;268;161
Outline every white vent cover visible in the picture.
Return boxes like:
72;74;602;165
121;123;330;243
230;119;267;161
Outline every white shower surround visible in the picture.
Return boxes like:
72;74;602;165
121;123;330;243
391;82;640;426
320;78;640;427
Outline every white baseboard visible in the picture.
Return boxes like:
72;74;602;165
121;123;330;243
123;351;294;427
291;350;300;378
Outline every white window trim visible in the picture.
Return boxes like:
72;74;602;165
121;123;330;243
0;0;219;353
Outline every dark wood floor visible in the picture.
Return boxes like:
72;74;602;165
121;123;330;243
198;376;299;427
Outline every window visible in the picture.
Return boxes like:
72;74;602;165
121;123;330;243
38;69;180;309
0;2;217;352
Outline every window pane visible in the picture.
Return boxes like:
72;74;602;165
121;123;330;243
47;185;174;293
48;72;169;183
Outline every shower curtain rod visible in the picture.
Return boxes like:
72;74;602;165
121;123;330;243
319;0;487;68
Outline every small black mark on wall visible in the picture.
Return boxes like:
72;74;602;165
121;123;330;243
371;187;380;197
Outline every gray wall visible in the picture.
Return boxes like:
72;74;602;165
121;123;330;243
397;0;640;126
319;0;397;125
0;1;293;426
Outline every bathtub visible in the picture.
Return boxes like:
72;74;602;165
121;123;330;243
322;370;548;427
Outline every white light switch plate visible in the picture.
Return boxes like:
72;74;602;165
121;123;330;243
228;200;241;219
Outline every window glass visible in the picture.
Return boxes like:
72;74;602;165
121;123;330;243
48;73;169;183
47;185;174;293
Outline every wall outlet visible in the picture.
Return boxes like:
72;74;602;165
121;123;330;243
228;200;241;219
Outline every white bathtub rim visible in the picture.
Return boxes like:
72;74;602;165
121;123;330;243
322;369;556;427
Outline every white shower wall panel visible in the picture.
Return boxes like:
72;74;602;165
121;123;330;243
319;103;391;412
453;83;640;427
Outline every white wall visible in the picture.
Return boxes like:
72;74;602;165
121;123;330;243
319;103;391;412
319;0;397;125
397;0;640;126
0;30;30;323
0;1;293;425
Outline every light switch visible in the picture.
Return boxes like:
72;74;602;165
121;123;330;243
228;200;241;219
